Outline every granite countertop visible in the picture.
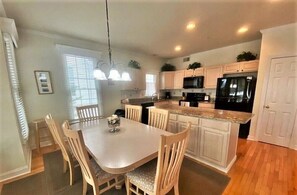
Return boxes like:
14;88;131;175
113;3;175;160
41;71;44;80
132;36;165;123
150;104;253;124
121;97;181;105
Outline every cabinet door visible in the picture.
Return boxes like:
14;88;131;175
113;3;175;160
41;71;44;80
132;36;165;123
193;68;204;76
179;122;198;157
160;72;174;89
199;127;228;166
240;60;259;73
204;66;222;88
184;69;194;77
223;63;240;74
173;70;185;89
168;120;178;133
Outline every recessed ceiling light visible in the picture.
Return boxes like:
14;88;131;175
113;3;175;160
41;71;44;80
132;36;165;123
238;27;248;34
186;22;196;30
175;45;181;52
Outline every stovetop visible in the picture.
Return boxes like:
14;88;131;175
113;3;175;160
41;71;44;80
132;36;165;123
184;93;206;101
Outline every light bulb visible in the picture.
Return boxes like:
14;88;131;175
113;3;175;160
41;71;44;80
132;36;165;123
108;68;121;81
94;68;107;80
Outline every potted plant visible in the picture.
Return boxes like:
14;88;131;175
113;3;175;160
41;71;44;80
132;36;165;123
161;63;176;71
187;62;201;70
236;51;257;62
128;60;141;69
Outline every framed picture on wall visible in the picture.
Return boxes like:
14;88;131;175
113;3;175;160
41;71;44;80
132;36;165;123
34;70;53;94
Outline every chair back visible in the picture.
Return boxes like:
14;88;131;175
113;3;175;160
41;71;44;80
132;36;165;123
148;108;169;130
45;114;72;163
125;105;142;122
76;104;100;122
154;122;191;194
62;121;97;186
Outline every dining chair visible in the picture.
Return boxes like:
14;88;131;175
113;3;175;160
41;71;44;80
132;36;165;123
148;108;169;131
125;104;142;122
76;104;101;122
125;122;191;195
62;121;124;195
44;114;77;186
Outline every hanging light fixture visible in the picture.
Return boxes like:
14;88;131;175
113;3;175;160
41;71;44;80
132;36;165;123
94;0;131;81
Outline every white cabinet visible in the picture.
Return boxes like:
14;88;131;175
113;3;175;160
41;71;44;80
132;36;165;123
204;65;223;88
199;119;230;167
121;68;145;90
173;70;185;89
160;71;174;90
184;68;204;77
168;114;178;133
223;60;259;74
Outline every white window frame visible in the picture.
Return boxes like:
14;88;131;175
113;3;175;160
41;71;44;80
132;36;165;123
57;44;103;119
145;73;157;96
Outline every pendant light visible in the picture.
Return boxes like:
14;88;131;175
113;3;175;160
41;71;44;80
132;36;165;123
94;0;131;81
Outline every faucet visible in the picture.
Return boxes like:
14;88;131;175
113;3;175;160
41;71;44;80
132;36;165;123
151;92;159;101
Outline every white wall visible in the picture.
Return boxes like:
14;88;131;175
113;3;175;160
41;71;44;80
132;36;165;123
15;29;164;124
250;23;297;147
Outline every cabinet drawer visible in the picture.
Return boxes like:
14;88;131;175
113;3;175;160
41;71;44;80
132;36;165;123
169;114;177;121
200;119;230;132
178;115;199;125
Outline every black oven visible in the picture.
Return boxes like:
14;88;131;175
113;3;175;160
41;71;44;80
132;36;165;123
179;93;206;107
183;76;204;89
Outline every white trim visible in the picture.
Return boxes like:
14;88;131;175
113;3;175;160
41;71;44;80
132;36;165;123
56;44;101;59
0;0;7;17
0;17;18;47
247;135;257;141
0;164;31;182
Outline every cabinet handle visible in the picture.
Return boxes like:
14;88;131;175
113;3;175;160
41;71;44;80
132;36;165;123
264;105;270;109
237;70;239;72
241;69;243;72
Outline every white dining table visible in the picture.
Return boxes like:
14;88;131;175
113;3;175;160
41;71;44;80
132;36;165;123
71;117;172;174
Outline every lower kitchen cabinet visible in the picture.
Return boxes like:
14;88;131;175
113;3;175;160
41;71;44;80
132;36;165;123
178;122;199;157
199;126;228;166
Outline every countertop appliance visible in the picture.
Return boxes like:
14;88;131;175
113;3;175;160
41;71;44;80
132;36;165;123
215;76;256;138
179;92;206;107
183;76;204;89
165;92;171;99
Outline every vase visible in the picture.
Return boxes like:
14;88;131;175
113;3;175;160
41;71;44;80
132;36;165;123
107;117;120;133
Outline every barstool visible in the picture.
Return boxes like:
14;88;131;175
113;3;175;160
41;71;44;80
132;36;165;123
32;118;55;153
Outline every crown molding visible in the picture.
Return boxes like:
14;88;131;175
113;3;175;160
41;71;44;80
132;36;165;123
0;17;18;47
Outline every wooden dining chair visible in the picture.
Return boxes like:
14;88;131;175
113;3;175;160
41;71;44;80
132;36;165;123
148;108;169;131
62;121;124;195
44;114;76;186
76;104;101;122
125;122;191;195
125;104;142;122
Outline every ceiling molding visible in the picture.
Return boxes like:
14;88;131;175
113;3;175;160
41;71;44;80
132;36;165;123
0;17;18;47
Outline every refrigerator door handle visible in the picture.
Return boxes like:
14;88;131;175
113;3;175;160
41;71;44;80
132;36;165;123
246;81;251;100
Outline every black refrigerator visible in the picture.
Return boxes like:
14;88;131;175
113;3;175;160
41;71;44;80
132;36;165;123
215;76;256;138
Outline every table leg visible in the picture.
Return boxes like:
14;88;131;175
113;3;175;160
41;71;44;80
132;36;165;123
35;123;40;153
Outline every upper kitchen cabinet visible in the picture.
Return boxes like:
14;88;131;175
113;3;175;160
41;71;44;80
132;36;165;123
173;70;185;89
223;60;259;74
160;71;174;90
204;65;223;88
184;68;204;77
121;68;145;90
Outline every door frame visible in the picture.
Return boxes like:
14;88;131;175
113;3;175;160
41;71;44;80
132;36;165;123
255;54;297;149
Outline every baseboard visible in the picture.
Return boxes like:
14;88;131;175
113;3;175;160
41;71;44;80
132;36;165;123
247;135;257;141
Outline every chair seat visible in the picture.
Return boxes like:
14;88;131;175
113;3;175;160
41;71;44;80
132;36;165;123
126;160;157;193
90;159;115;181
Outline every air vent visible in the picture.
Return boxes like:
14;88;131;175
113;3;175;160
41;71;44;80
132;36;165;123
183;56;190;62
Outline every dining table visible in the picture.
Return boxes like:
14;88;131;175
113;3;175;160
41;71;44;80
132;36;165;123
71;117;172;174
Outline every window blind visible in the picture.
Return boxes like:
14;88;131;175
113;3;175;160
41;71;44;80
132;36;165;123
145;74;157;96
3;33;29;143
64;54;99;119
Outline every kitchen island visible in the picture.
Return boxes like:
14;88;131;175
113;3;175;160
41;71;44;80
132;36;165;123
150;104;253;173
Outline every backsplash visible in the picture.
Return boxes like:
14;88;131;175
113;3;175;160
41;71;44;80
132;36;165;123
121;90;146;99
163;89;216;99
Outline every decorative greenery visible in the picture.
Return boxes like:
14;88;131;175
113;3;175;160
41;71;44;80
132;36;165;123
236;51;257;62
187;62;201;70
161;63;176;71
128;60;141;69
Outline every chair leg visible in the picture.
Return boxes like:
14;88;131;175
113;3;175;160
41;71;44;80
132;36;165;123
63;159;68;173
174;184;179;195
125;177;131;195
68;161;74;186
92;184;100;195
82;177;88;195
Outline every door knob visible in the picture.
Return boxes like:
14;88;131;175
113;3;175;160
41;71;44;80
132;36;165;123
264;105;270;109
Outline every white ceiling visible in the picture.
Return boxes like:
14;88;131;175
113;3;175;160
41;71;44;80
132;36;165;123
2;0;297;59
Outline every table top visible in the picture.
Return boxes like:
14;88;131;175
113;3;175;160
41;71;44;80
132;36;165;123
71;117;171;174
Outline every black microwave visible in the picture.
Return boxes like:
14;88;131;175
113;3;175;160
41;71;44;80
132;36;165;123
183;76;204;88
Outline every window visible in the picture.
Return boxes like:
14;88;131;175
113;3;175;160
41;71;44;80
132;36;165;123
145;74;157;96
64;54;99;119
3;33;29;143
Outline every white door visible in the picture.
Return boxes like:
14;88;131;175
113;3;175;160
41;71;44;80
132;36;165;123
259;56;297;147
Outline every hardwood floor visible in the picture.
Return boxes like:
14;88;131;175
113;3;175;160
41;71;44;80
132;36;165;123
0;140;296;195
223;139;297;195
